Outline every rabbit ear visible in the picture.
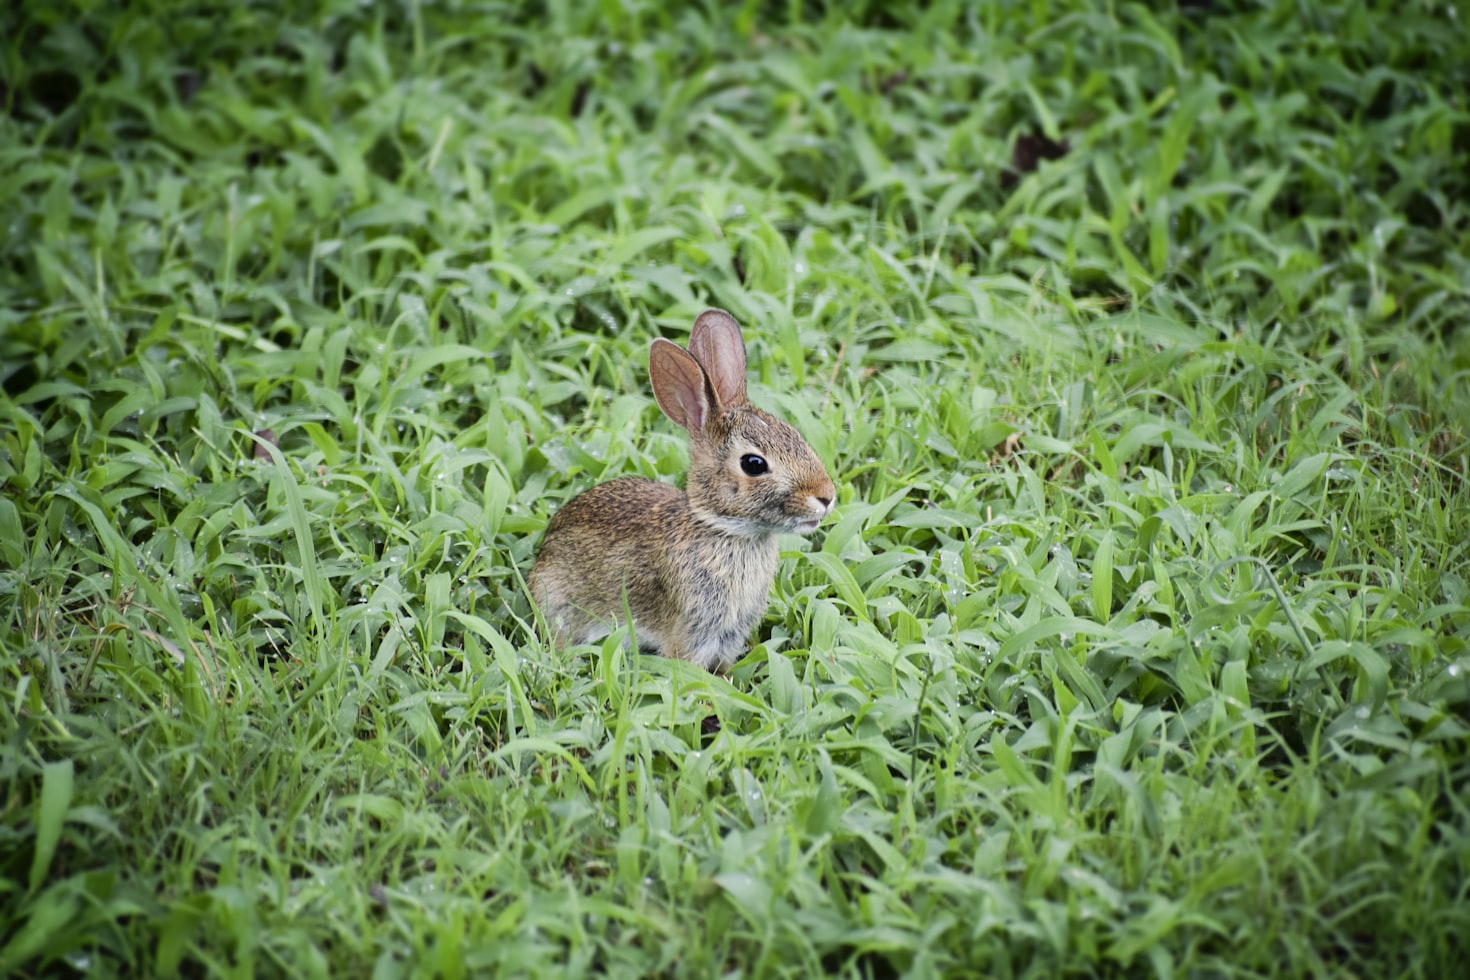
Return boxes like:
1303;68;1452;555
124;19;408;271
688;309;748;408
650;337;715;432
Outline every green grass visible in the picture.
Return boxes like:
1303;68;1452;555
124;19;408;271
3;0;1469;975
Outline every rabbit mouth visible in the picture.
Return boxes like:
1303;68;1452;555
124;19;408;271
791;518;823;534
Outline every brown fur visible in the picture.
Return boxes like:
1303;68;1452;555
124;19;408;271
527;309;835;671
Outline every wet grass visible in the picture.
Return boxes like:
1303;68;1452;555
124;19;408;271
2;0;1468;975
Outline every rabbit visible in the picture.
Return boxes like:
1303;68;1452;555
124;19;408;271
527;308;836;672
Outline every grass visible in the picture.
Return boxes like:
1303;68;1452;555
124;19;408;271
2;0;1469;975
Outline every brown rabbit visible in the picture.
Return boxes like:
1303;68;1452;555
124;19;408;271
528;309;836;672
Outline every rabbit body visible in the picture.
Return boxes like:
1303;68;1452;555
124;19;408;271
528;309;835;672
527;477;780;671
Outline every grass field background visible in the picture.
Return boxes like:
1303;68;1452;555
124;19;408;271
2;0;1469;975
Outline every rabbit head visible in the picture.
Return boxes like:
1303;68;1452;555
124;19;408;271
650;309;835;537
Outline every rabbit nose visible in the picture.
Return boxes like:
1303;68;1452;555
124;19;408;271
814;496;832;510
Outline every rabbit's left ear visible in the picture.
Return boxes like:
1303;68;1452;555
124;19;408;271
688;309;748;409
650;337;715;432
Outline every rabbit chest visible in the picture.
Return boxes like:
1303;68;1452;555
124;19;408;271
674;533;781;663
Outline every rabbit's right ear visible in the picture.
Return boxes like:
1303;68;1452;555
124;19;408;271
688;309;748;408
650;337;714;432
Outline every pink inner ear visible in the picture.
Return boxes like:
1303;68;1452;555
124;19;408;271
672;380;706;429
650;339;712;431
689;309;748;408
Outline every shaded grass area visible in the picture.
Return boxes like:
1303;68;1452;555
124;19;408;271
2;0;1469;975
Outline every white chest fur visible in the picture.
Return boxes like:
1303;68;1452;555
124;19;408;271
678;533;781;669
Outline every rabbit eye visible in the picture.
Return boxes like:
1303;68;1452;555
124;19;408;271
739;454;769;476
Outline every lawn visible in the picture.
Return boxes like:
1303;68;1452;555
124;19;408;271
2;0;1469;975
